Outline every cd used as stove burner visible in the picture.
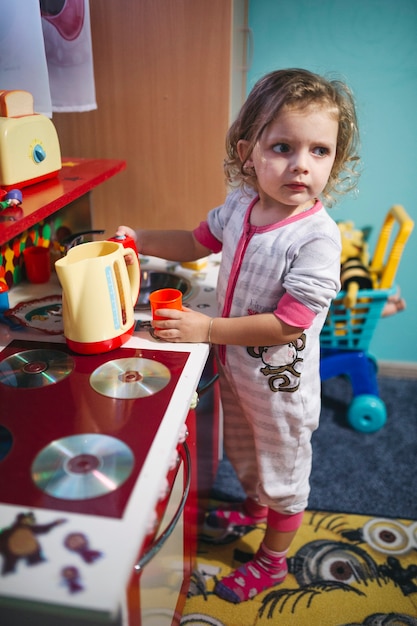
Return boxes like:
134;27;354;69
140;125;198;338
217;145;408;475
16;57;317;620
31;434;134;500
0;349;74;388
90;357;171;399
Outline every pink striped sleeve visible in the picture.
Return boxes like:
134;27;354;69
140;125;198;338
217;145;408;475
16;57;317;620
193;221;223;253
274;292;316;329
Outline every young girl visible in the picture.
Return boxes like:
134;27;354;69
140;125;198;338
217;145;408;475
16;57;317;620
117;68;360;603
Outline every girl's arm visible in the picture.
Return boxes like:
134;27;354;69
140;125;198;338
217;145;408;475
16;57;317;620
208;313;303;346
154;308;304;346
116;226;210;262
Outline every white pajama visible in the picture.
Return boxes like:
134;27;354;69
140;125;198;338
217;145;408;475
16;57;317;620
194;189;341;515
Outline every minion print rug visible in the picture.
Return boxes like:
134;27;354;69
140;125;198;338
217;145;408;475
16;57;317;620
181;507;417;626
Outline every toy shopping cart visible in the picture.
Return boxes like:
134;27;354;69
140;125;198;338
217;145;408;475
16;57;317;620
320;205;414;433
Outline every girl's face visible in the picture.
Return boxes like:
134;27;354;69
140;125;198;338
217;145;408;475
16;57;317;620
238;105;338;214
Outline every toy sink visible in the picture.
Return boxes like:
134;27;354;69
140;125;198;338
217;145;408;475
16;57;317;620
136;270;192;310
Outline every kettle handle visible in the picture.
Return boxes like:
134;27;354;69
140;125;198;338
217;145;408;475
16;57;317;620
121;247;140;305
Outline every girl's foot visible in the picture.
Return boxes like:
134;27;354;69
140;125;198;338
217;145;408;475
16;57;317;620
214;542;288;603
206;498;268;529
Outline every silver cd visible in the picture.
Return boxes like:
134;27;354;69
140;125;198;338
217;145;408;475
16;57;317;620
0;349;74;388
90;357;171;399
31;434;134;500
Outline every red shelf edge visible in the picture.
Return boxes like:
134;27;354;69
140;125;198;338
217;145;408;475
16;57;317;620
0;158;126;245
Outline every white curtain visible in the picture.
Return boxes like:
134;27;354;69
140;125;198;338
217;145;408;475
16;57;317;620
0;0;52;116
41;0;97;113
0;0;96;117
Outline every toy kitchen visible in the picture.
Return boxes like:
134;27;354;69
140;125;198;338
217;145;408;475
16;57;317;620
0;148;221;626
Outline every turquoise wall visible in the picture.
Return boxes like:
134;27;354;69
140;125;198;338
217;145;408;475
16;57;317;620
248;0;417;363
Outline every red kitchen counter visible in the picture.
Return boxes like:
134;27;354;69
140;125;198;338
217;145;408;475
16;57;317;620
0;329;209;626
0;255;220;625
0;158;126;245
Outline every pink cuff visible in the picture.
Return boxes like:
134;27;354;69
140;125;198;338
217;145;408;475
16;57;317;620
267;510;304;532
193;221;222;253
275;293;316;329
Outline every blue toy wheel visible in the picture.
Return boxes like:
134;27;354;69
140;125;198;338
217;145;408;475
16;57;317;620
347;395;387;433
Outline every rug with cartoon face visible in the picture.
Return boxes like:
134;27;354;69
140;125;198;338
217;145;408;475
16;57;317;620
180;508;417;626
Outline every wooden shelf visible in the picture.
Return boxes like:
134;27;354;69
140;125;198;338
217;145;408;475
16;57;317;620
0;157;126;245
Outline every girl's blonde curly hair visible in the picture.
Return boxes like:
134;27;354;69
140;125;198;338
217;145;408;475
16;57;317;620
224;68;360;206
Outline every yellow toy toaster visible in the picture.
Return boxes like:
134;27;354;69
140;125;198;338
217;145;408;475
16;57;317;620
0;90;61;189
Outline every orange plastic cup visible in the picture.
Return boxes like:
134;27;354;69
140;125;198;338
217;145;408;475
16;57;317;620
149;288;182;329
23;246;51;284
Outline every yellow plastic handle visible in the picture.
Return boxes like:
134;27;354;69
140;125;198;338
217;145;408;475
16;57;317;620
123;247;141;305
369;205;414;289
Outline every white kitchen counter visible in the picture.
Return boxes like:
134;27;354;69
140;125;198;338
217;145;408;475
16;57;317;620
0;254;220;625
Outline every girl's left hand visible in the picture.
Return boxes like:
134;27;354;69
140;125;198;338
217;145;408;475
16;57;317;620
151;307;211;343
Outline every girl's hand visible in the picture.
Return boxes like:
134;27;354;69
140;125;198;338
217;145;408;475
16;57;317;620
151;307;211;343
116;225;137;242
116;225;138;264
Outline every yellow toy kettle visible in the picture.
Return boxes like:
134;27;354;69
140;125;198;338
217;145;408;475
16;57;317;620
55;238;140;354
